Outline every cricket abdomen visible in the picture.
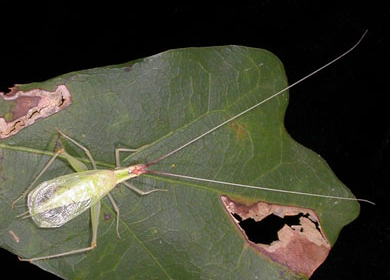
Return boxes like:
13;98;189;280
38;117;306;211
27;170;116;228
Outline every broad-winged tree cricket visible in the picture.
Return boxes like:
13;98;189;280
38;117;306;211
11;31;373;262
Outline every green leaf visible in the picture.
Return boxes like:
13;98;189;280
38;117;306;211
0;46;359;280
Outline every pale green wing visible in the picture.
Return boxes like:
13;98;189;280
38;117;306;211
28;170;116;228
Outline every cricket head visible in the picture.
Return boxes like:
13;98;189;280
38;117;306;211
114;164;147;183
128;164;147;177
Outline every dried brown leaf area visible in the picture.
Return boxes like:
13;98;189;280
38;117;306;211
221;195;331;278
0;85;71;139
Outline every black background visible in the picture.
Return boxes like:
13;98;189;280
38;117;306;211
0;1;388;279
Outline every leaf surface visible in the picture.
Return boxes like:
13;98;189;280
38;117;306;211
0;46;359;280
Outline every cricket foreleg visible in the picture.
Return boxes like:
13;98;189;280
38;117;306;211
115;147;141;167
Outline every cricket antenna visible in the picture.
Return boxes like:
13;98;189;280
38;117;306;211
149;170;375;205
146;30;368;168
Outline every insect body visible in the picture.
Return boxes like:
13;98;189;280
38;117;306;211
28;165;145;228
12;132;157;262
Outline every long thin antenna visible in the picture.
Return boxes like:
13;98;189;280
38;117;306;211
149;170;375;205
147;30;368;167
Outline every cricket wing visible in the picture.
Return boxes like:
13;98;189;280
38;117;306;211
27;170;116;228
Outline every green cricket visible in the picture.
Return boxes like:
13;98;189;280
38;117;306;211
12;31;373;262
12;130;166;261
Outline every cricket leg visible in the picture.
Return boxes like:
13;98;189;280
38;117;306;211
115;147;140;167
13;129;96;208
19;143;100;261
19;201;100;262
107;193;121;238
112;147;166;236
11;149;64;208
122;181;167;196
57;129;96;169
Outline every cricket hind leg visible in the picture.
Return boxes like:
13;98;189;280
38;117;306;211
19;201;101;262
56;129;96;170
11;129;96;208
17;131;103;261
11;148;63;208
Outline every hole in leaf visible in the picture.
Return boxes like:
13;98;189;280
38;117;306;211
232;212;323;245
232;213;305;245
220;195;331;277
0;85;72;138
